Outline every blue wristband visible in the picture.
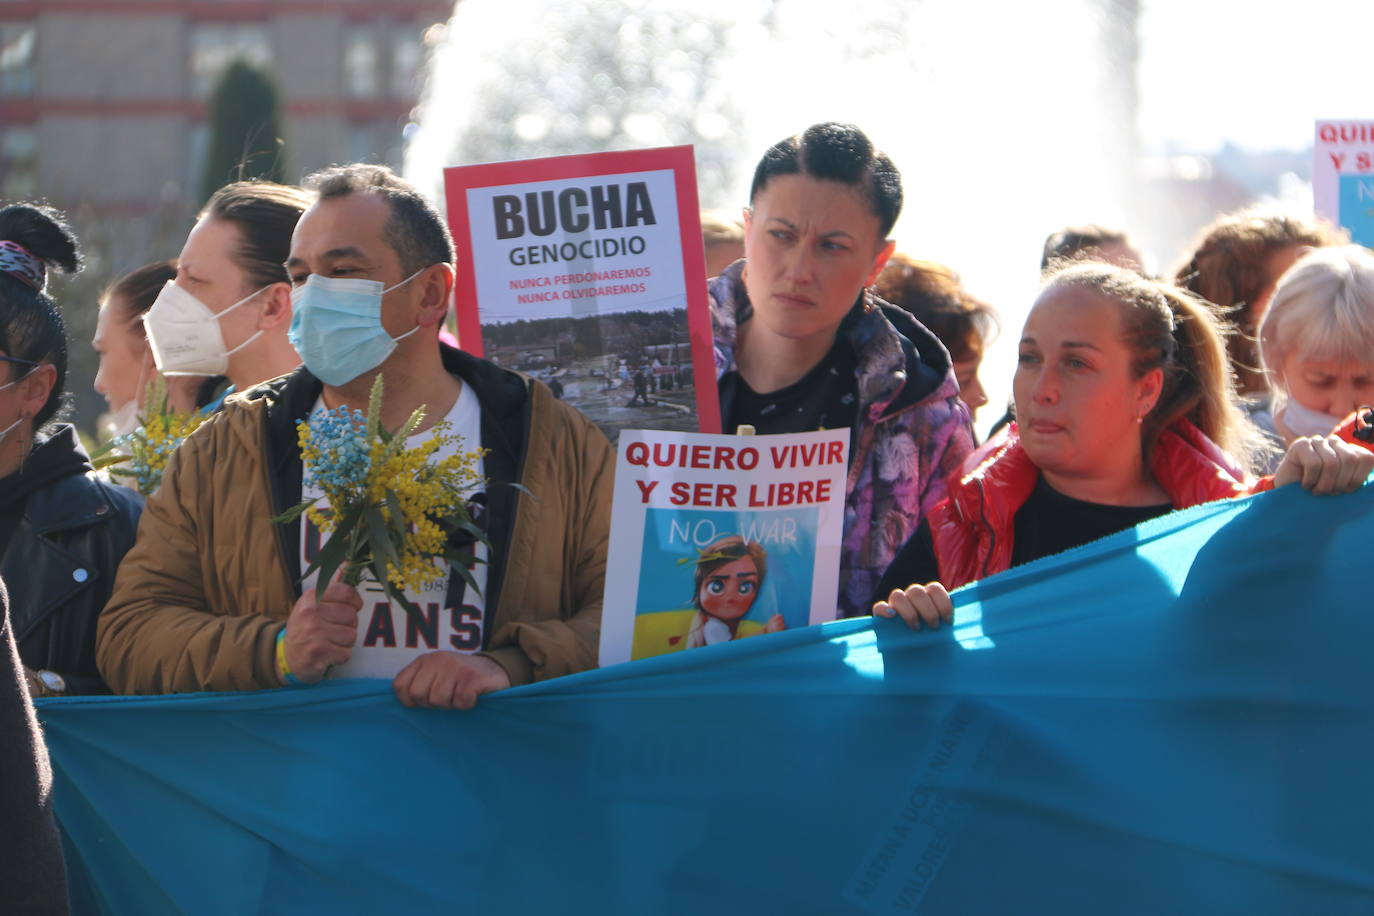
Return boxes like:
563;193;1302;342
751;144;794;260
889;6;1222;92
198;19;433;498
276;627;302;687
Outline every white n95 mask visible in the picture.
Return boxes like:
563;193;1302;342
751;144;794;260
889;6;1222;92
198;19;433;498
143;280;267;376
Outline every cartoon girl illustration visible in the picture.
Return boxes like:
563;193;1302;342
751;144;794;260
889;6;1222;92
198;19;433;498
683;535;785;648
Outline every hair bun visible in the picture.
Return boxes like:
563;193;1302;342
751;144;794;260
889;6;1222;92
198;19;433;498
0;204;81;276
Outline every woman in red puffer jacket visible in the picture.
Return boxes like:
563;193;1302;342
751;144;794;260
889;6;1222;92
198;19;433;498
873;263;1374;626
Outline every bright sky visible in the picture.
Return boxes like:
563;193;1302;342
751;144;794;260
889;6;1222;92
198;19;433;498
1139;0;1374;152
409;0;1374;437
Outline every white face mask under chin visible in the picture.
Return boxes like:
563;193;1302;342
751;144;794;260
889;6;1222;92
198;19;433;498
1278;399;1344;440
0;375;26;442
105;399;140;438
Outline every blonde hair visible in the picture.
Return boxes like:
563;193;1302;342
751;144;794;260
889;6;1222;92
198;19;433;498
1043;262;1264;470
1259;245;1374;413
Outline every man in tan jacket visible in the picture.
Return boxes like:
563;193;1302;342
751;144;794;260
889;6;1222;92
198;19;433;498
97;165;613;709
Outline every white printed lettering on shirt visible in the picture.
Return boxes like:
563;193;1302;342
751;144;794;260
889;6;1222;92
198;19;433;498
299;383;487;680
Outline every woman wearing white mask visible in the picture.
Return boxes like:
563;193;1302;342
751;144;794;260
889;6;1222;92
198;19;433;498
92;259;206;437
1259;246;1374;446
0;204;143;696
143;181;311;400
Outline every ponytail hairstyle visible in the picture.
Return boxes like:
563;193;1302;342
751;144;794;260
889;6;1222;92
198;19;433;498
200;180;311;291
1042;262;1264;471
0;204;82;428
104;259;178;336
1173;209;1345;395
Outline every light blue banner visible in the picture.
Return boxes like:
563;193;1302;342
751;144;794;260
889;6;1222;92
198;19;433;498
39;481;1374;914
1339;174;1374;247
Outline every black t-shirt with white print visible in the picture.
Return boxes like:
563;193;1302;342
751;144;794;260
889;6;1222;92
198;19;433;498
721;340;860;437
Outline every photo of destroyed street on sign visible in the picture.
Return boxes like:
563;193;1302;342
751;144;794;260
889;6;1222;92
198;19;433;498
483;298;699;441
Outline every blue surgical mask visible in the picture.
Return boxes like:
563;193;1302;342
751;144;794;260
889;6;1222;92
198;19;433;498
288;271;423;386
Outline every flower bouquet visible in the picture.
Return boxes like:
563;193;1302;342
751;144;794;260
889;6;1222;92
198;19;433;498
274;375;488;618
91;375;209;496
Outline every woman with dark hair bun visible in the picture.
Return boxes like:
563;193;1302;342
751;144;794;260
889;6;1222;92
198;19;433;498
711;123;974;617
0;203;142;696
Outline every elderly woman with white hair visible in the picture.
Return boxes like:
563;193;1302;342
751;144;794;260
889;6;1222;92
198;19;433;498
1259;245;1374;446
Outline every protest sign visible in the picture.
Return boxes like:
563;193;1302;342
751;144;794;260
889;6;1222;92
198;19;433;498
598;427;848;667
1314;120;1374;246
444;146;720;441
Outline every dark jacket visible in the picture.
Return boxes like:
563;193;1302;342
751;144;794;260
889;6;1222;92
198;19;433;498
98;345;613;694
710;261;975;615
1;425;142;695
0;577;69;912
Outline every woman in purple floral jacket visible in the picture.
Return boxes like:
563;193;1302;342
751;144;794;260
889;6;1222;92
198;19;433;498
711;123;974;616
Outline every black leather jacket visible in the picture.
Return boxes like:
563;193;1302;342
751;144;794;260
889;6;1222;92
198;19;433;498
2;425;143;694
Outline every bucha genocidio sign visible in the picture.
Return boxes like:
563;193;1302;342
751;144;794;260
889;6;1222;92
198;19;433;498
1314;120;1374;247
598;428;849;667
444;147;720;442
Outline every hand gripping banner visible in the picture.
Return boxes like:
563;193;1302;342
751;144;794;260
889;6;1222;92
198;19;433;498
40;481;1374;914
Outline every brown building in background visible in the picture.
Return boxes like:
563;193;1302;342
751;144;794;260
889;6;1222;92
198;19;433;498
0;0;452;425
1;0;451;258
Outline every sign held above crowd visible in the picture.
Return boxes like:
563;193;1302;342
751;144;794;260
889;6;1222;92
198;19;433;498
1314;120;1374;247
444;146;720;442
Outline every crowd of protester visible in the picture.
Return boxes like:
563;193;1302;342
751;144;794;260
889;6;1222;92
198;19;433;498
3;120;1374;907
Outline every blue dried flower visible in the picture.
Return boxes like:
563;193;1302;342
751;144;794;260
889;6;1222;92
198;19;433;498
301;405;372;494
